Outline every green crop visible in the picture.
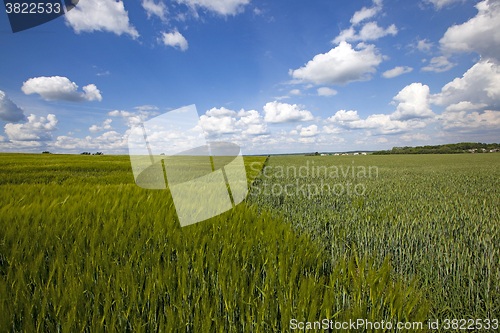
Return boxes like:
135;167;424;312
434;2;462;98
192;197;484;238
247;154;500;323
0;154;428;332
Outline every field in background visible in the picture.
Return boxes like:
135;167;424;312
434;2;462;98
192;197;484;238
247;154;500;321
0;154;427;332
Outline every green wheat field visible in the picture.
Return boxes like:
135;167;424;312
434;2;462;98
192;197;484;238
0;153;499;332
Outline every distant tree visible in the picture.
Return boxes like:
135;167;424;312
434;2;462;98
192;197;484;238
314;152;320;156
42;151;50;154
372;142;499;155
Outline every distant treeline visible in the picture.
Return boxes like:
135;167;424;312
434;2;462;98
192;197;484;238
373;142;500;155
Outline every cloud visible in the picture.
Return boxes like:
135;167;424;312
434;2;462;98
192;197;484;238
108;109;156;127
206;106;236;117
439;110;500;131
263;101;314;123
274;89;301;100
400;133;431;141
199;107;268;137
439;0;500;63
89;119;113;133
176;0;250;16
322;124;343;134
236;110;269;135
350;0;383;25
298;137;316;144
333;22;397;44
274;95;290;101
327;110;361;123
142;0;168;21
424;0;465;10
444;101;488;112
134;105;159;111
408;38;434;53
332;27;356;45
65;0;139;39
327;109;424;135
333;0;395;45
382;66;413;78
55;131;127;150
416;39;433;52
199;113;237;137
421;56;455;72
390;83;435;120
4;114;58;141
21;76;102;102
158;29;188;51
0;91;26;122
431;60;500;108
290;41;384;85
317;87;338;96
332;22;397;44
108;110;134;117
299;124;319;137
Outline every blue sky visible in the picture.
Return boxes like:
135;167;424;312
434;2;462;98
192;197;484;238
1;0;499;154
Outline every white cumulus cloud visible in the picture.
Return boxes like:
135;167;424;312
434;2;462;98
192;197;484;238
440;0;500;63
206;106;236;117
424;0;465;10
108;109;156;127
299;124;319;137
439;110;500;131
89;119;113;133
408;38;433;53
142;0;168;21
400;133;430;141
4;114;58;141
333;0;395;45
235;110;269;135
176;0;250;16
350;0;383;25
421;56;456;72
290;41;384;85
444;101;488;112
333;22;397;44
390;83;435;120
431;60;500;108
327;109;425;135
158;29;188;51
22;76;102;102
65;0;139;39
382;66;413;78
199;107;268;138
55;131;127;151
326;110;361;124
263;101;314;124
